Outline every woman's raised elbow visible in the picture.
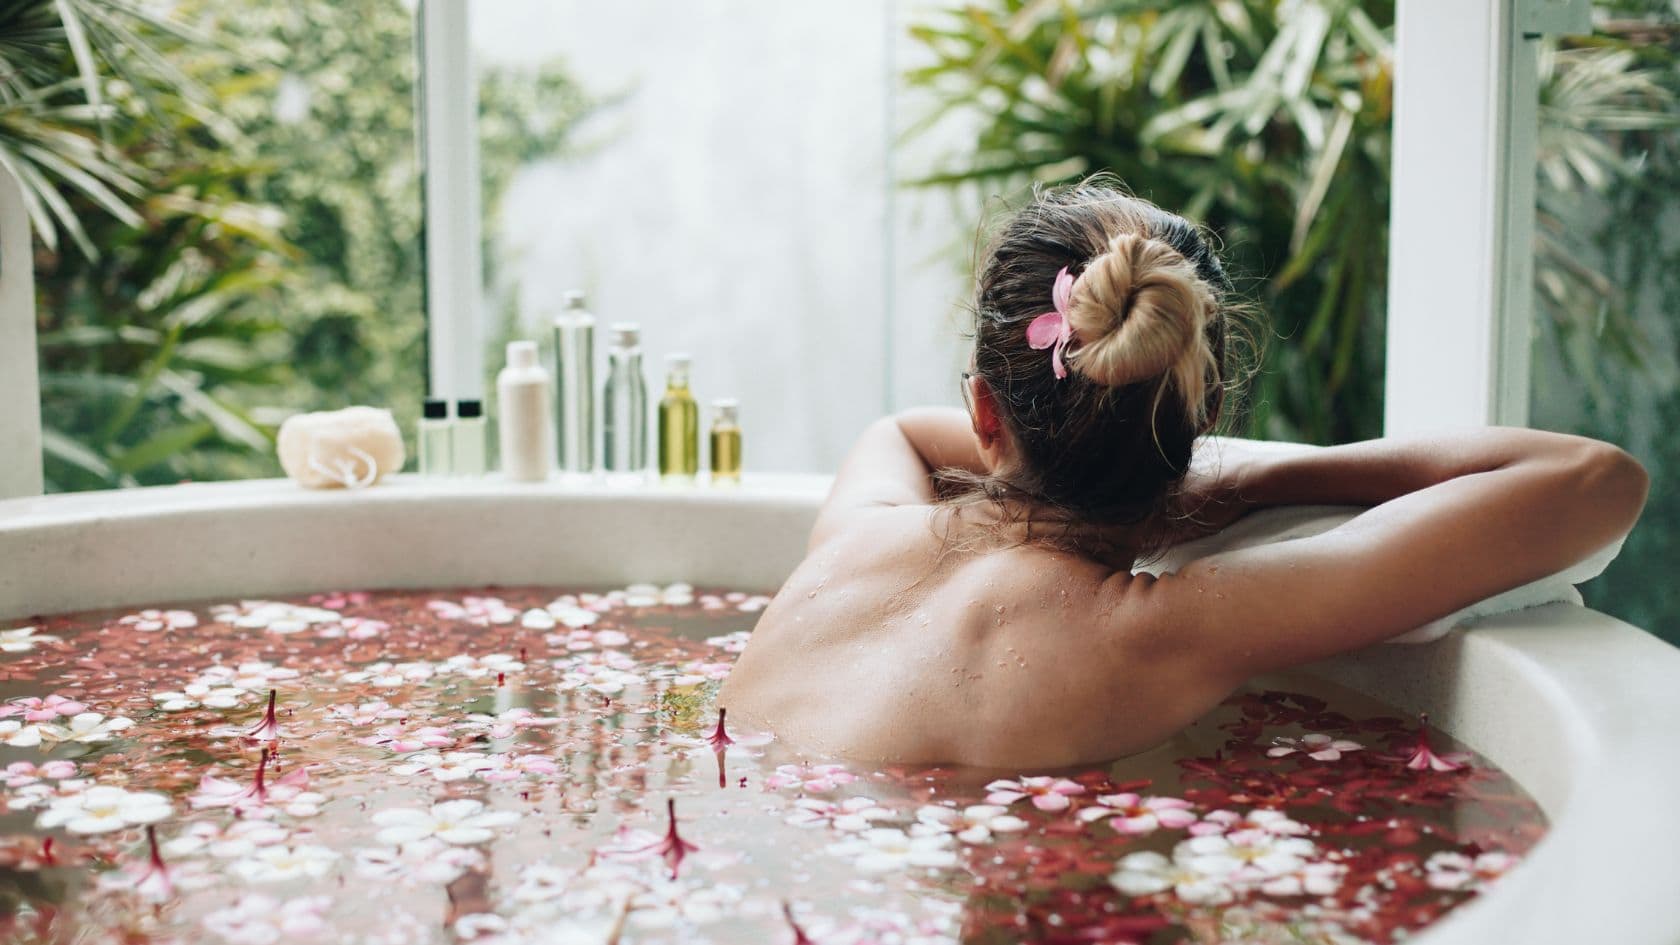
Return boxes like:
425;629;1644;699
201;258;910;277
1573;440;1649;529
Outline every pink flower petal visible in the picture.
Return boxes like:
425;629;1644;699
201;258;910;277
1052;267;1074;315
986;790;1027;806
1032;792;1071;812
1115;814;1158;834
1156;808;1198;829
1026;312;1064;350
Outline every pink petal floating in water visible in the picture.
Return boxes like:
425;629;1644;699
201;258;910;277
706;709;735;751
1402;714;1471;772
244;690;282;743
1033;792;1073;812
636;798;698;878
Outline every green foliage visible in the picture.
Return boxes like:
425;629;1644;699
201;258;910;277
0;0;199;260
906;0;1675;444
1531;7;1680;642
20;0;593;490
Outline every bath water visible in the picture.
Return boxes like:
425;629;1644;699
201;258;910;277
0;586;1545;944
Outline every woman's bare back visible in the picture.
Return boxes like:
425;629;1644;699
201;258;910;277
719;505;1227;768
720;417;1644;770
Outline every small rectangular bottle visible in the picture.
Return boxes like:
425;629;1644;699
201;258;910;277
709;398;741;485
452;399;487;476
418;398;452;475
657;354;699;483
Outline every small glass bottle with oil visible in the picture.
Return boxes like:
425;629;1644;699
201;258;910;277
418;398;452;475
657;354;699;483
709;399;741;485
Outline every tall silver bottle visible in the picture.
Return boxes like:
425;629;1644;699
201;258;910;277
552;291;596;473
602;323;649;475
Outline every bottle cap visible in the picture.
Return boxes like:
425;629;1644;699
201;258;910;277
666;353;691;384
610;323;640;347
507;340;539;369
456;399;483;419
712;398;739;423
563;290;589;310
423;398;449;420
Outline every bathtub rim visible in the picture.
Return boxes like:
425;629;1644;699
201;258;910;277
1;474;1677;944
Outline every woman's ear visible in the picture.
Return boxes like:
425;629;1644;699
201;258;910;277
968;375;1009;468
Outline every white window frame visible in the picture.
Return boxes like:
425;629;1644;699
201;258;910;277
0;167;43;499
1384;0;1589;435
417;0;484;405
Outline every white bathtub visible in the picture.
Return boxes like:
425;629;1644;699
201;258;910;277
2;474;1677;943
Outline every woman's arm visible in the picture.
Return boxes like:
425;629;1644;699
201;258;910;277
1127;429;1648;677
808;408;982;550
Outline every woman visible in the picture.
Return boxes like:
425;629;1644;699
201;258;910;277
719;182;1647;768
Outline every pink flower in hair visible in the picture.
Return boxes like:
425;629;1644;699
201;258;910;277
1026;266;1077;379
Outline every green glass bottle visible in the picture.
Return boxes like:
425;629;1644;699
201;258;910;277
658;354;699;482
709;398;741;485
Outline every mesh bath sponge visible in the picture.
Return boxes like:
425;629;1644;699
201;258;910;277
276;406;405;490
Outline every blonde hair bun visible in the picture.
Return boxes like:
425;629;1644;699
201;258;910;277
1065;232;1218;421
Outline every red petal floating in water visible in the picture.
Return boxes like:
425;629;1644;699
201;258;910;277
782;901;815;945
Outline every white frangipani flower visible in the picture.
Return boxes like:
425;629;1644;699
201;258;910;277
436;653;523;679
785;796;897;832
202;894;331;944
39;712;135;744
212;600;341;634
827;827;959;874
230;844;339;883
1;626;61;653
163;819;289;860
1110;850;1235;905
1176;829;1320;882
36;785;173;834
911;804;1029;844
118;609;199;633
371;798;520;846
353;837;485;885
0;720;46;747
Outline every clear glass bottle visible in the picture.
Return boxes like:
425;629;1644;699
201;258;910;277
709;398;741;485
452;399;487;476
418;399;452;475
602;323;648;474
552;291;596;474
657;354;699;482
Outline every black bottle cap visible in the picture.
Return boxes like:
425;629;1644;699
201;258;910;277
423;399;448;420
456;399;483;419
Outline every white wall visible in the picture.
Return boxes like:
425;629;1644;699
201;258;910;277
475;1;972;473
